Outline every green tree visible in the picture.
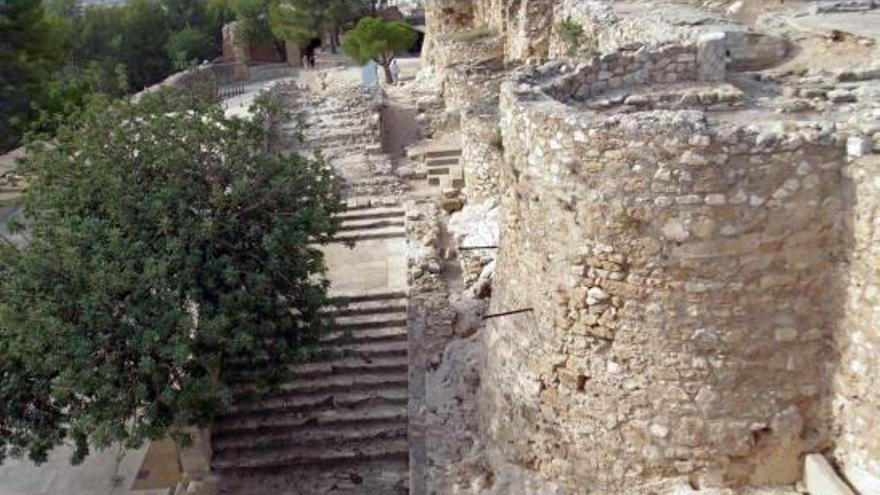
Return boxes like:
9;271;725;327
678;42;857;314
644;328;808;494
120;0;172;89
341;16;417;83
0;0;62;151
0;89;344;465
166;27;215;69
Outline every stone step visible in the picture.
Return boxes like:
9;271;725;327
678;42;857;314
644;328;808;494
321;325;407;346
426;157;460;167
338;206;405;220
215;403;407;439
213;419;407;454
325;297;408;317
427;167;450;176
332;339;408;358
332;313;408;331
330;290;408;304
211;437;409;471
279;365;407;394
332;225;406;243
224;339;407;374
228;354;408;384
212;460;409;494
221;385;408;417
338;217;406;232
424;148;462;159
291;355;408;379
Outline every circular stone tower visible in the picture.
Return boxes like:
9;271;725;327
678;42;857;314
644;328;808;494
482;37;848;492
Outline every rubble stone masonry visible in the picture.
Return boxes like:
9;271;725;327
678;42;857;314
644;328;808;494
478;40;879;492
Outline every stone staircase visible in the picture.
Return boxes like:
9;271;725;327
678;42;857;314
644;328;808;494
211;73;411;494
212;200;409;494
212;290;410;494
335;203;406;243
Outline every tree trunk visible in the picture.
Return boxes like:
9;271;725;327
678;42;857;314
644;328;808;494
329;30;337;54
381;63;394;84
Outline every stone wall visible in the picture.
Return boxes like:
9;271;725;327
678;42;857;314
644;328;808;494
135;66;219;102
460;103;503;201
429;34;505;71
503;0;555;62
537;43;707;102
833;153;880;495
478;43;858;490
424;0;558;67
423;0;476;66
443;58;506;112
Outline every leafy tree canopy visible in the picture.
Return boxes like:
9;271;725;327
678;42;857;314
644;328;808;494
269;0;355;46
167;27;215;69
341;17;417;82
1;0;223;152
0;89;343;465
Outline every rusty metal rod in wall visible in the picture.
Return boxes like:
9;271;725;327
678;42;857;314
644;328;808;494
483;308;534;320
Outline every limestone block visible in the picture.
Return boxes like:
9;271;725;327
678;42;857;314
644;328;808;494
843;464;880;495
847;135;873;158
804;454;856;495
697;32;727;82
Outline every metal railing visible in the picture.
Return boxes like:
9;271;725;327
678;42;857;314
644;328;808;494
218;83;246;100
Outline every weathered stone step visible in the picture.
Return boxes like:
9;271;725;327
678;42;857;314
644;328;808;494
291;355;407;378
228;354;407;384
279;367;407;394
331;290;407;303
321;325;407;346
213;419;407;454
332;225;406;243
427;157;460;167
427;167;450;176
332;312;408;330
338;206;405;220
211;459;409;494
211;437;409;471
215;403;406;438
338;218;406;232
221;385;408;417
331;339;409;360
325;297;407;317
225;339;407;373
424;148;462;159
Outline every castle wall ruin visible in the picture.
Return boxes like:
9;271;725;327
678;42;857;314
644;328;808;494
420;0;880;492
481;43;854;491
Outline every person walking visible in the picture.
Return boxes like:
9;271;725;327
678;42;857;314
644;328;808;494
389;58;401;85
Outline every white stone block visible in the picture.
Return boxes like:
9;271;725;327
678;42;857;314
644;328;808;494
804;454;856;495
844;464;880;495
847;135;872;158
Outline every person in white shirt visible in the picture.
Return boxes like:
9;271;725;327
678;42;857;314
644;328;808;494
390;59;401;85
